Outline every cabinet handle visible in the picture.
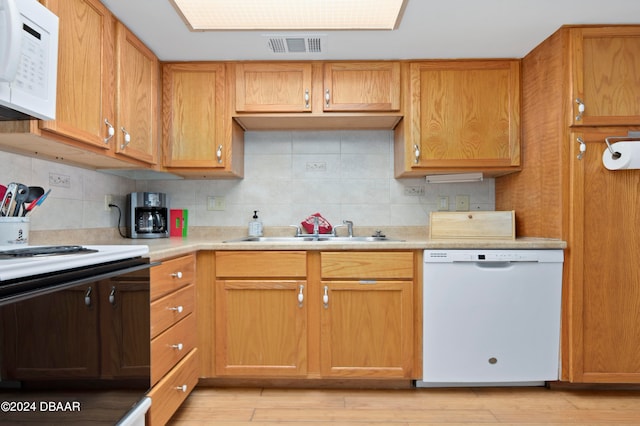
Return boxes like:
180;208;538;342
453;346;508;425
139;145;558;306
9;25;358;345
576;137;586;160
84;286;92;307
171;343;184;351
413;144;420;164
216;144;223;164
325;89;330;108
304;89;310;109
120;127;131;149
104;119;115;144
108;286;116;305
575;98;585;121
176;385;187;392
171;271;183;279
323;285;329;309
169;305;184;313
298;284;304;308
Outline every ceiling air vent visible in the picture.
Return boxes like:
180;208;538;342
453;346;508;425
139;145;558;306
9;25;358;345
264;35;325;54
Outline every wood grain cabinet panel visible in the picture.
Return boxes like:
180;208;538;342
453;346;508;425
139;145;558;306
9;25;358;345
150;254;195;301
395;59;520;177
235;63;313;112
323;62;401;112
571;27;640;126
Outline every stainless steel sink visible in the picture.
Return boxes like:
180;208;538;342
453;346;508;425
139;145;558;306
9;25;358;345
223;236;403;243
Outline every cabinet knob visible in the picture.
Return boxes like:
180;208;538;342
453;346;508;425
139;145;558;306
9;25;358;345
171;271;183;279
104;119;115;144
575;98;585;121
216;144;223;164
120;127;131;149
169;305;184;313
176;385;187;392
171;343;184;351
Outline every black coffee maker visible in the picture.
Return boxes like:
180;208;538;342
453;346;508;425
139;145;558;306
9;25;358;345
126;192;169;238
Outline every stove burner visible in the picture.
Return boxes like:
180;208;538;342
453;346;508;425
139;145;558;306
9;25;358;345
0;245;98;259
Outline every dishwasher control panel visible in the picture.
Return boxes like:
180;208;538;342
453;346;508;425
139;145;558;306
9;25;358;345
424;249;563;263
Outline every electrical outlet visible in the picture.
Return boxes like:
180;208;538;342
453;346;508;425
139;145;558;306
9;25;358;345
207;196;226;211
49;172;70;188
306;162;327;172
455;195;470;211
438;196;449;211
104;194;113;211
404;186;425;196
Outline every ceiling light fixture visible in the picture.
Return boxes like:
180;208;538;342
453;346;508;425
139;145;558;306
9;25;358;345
171;0;406;31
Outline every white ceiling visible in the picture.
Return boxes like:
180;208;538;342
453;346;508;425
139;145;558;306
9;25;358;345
101;0;640;61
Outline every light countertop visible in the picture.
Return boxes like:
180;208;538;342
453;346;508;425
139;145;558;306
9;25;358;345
29;227;567;262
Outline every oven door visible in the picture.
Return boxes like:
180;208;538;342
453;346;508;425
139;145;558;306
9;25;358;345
0;258;153;423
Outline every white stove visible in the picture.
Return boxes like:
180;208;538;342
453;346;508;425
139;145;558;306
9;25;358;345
0;244;149;281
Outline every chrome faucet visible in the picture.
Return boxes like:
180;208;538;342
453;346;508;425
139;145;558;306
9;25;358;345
332;220;354;237
312;215;320;236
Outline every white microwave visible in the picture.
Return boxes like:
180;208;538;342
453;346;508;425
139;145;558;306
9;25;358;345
0;0;58;120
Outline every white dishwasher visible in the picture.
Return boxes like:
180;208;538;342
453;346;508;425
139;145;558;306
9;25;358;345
417;249;563;387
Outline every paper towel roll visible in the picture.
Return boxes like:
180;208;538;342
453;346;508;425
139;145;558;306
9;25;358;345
602;141;640;170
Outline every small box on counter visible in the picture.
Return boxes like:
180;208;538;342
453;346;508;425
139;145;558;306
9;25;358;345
170;209;189;237
429;210;515;240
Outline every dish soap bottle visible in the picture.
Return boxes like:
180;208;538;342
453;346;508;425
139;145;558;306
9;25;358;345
248;210;263;237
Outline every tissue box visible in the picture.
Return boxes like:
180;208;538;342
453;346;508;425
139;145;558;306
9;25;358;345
170;209;188;237
429;211;515;240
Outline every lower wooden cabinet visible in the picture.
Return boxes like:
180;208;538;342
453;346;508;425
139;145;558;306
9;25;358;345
147;254;197;425
212;250;416;380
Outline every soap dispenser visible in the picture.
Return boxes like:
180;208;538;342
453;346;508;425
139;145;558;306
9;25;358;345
248;210;263;237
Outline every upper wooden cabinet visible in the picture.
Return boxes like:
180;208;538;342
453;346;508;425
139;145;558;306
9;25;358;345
162;63;244;178
113;23;159;165
571;27;640;126
232;61;403;130
235;63;313;112
40;0;115;150
394;60;521;177
323;62;401;112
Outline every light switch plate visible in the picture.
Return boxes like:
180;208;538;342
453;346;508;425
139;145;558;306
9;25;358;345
438;196;449;211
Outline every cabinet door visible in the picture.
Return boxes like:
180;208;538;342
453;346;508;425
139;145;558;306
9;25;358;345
408;60;520;170
571;27;640;126
215;280;307;376
568;129;640;383
320;281;413;378
235;63;312;112
0;284;100;380
162;63;227;168
39;0;115;148
114;23;158;164
101;278;151;379
323;62;400;112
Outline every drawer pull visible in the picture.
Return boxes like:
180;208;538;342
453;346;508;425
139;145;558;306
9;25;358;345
176;385;187;392
168;305;184;313
171;271;183;279
171;343;184;351
298;284;304;308
323;285;329;309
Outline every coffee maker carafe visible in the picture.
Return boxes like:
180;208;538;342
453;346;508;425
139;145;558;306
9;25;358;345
126;192;169;238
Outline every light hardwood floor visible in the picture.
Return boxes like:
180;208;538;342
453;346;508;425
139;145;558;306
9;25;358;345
168;386;640;425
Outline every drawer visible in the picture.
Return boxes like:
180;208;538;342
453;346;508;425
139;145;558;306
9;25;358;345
147;348;198;426
321;251;414;279
216;251;306;278
151;284;195;339
151;254;195;301
151;313;197;385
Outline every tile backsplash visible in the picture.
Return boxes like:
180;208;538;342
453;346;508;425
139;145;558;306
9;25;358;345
0;130;495;231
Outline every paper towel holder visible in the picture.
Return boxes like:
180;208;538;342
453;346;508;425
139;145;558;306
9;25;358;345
604;131;640;159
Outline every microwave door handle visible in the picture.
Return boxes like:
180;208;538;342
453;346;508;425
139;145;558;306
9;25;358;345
0;0;23;82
